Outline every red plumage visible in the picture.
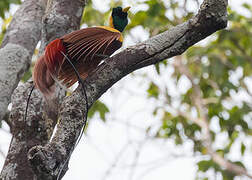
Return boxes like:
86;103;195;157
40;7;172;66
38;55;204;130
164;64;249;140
44;38;66;75
33;27;122;98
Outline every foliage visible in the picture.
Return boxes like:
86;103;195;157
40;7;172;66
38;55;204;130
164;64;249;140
88;100;109;122
21;68;32;82
0;0;21;44
0;16;12;45
81;3;110;27
147;5;252;180
1;0;251;179
81;1;252;179
0;0;21;19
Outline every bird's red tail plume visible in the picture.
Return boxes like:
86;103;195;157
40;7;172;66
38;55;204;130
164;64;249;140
44;38;66;77
33;55;55;98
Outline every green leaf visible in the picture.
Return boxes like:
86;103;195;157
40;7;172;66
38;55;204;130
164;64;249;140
88;100;109;122
147;82;159;98
197;160;211;172
241;143;246;155
197;160;221;173
154;63;160;74
242;3;252;11
222;170;235;180
216;149;224;157
0;0;21;19
21;68;32;82
233;161;245;169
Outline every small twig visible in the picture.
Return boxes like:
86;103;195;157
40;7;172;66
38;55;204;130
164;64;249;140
194;0;200;7
102;142;131;180
129;141;145;180
183;0;188;12
173;55;252;178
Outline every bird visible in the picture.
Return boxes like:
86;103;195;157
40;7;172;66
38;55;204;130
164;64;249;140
25;7;130;178
32;6;130;99
24;6;130;129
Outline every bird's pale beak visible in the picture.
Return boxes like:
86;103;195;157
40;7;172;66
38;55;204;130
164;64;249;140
122;6;131;12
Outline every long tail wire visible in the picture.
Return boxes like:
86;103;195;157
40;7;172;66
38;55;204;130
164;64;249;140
24;50;108;179
57;51;89;180
23;51;89;180
24;85;35;123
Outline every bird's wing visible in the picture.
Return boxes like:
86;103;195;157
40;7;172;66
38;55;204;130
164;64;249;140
58;27;123;87
62;26;122;62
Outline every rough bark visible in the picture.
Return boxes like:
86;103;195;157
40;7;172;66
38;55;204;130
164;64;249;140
0;0;46;178
0;0;86;180
0;0;47;122
2;0;249;180
25;0;229;179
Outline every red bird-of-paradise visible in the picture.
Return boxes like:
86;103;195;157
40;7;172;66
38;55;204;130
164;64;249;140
25;7;130;179
33;6;130;98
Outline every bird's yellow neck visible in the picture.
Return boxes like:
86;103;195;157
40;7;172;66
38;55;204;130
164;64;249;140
97;26;123;42
97;16;123;42
109;16;114;29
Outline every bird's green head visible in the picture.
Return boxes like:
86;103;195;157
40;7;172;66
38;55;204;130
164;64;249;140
110;6;130;32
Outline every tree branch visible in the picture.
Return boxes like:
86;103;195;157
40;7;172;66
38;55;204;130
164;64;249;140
0;0;86;179
0;0;47;122
173;56;252;178
0;1;46;179
26;0;228;178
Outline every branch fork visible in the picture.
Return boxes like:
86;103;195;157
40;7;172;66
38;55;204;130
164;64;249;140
1;0;236;179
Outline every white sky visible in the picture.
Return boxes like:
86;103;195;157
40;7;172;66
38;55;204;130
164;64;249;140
0;0;252;180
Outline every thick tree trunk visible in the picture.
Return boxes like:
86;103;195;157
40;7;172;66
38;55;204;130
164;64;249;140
2;0;249;180
0;0;47;122
0;0;86;179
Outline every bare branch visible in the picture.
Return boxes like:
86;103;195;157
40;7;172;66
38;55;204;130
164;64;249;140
103;143;131;180
0;0;86;179
26;0;229;178
128;141;145;180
